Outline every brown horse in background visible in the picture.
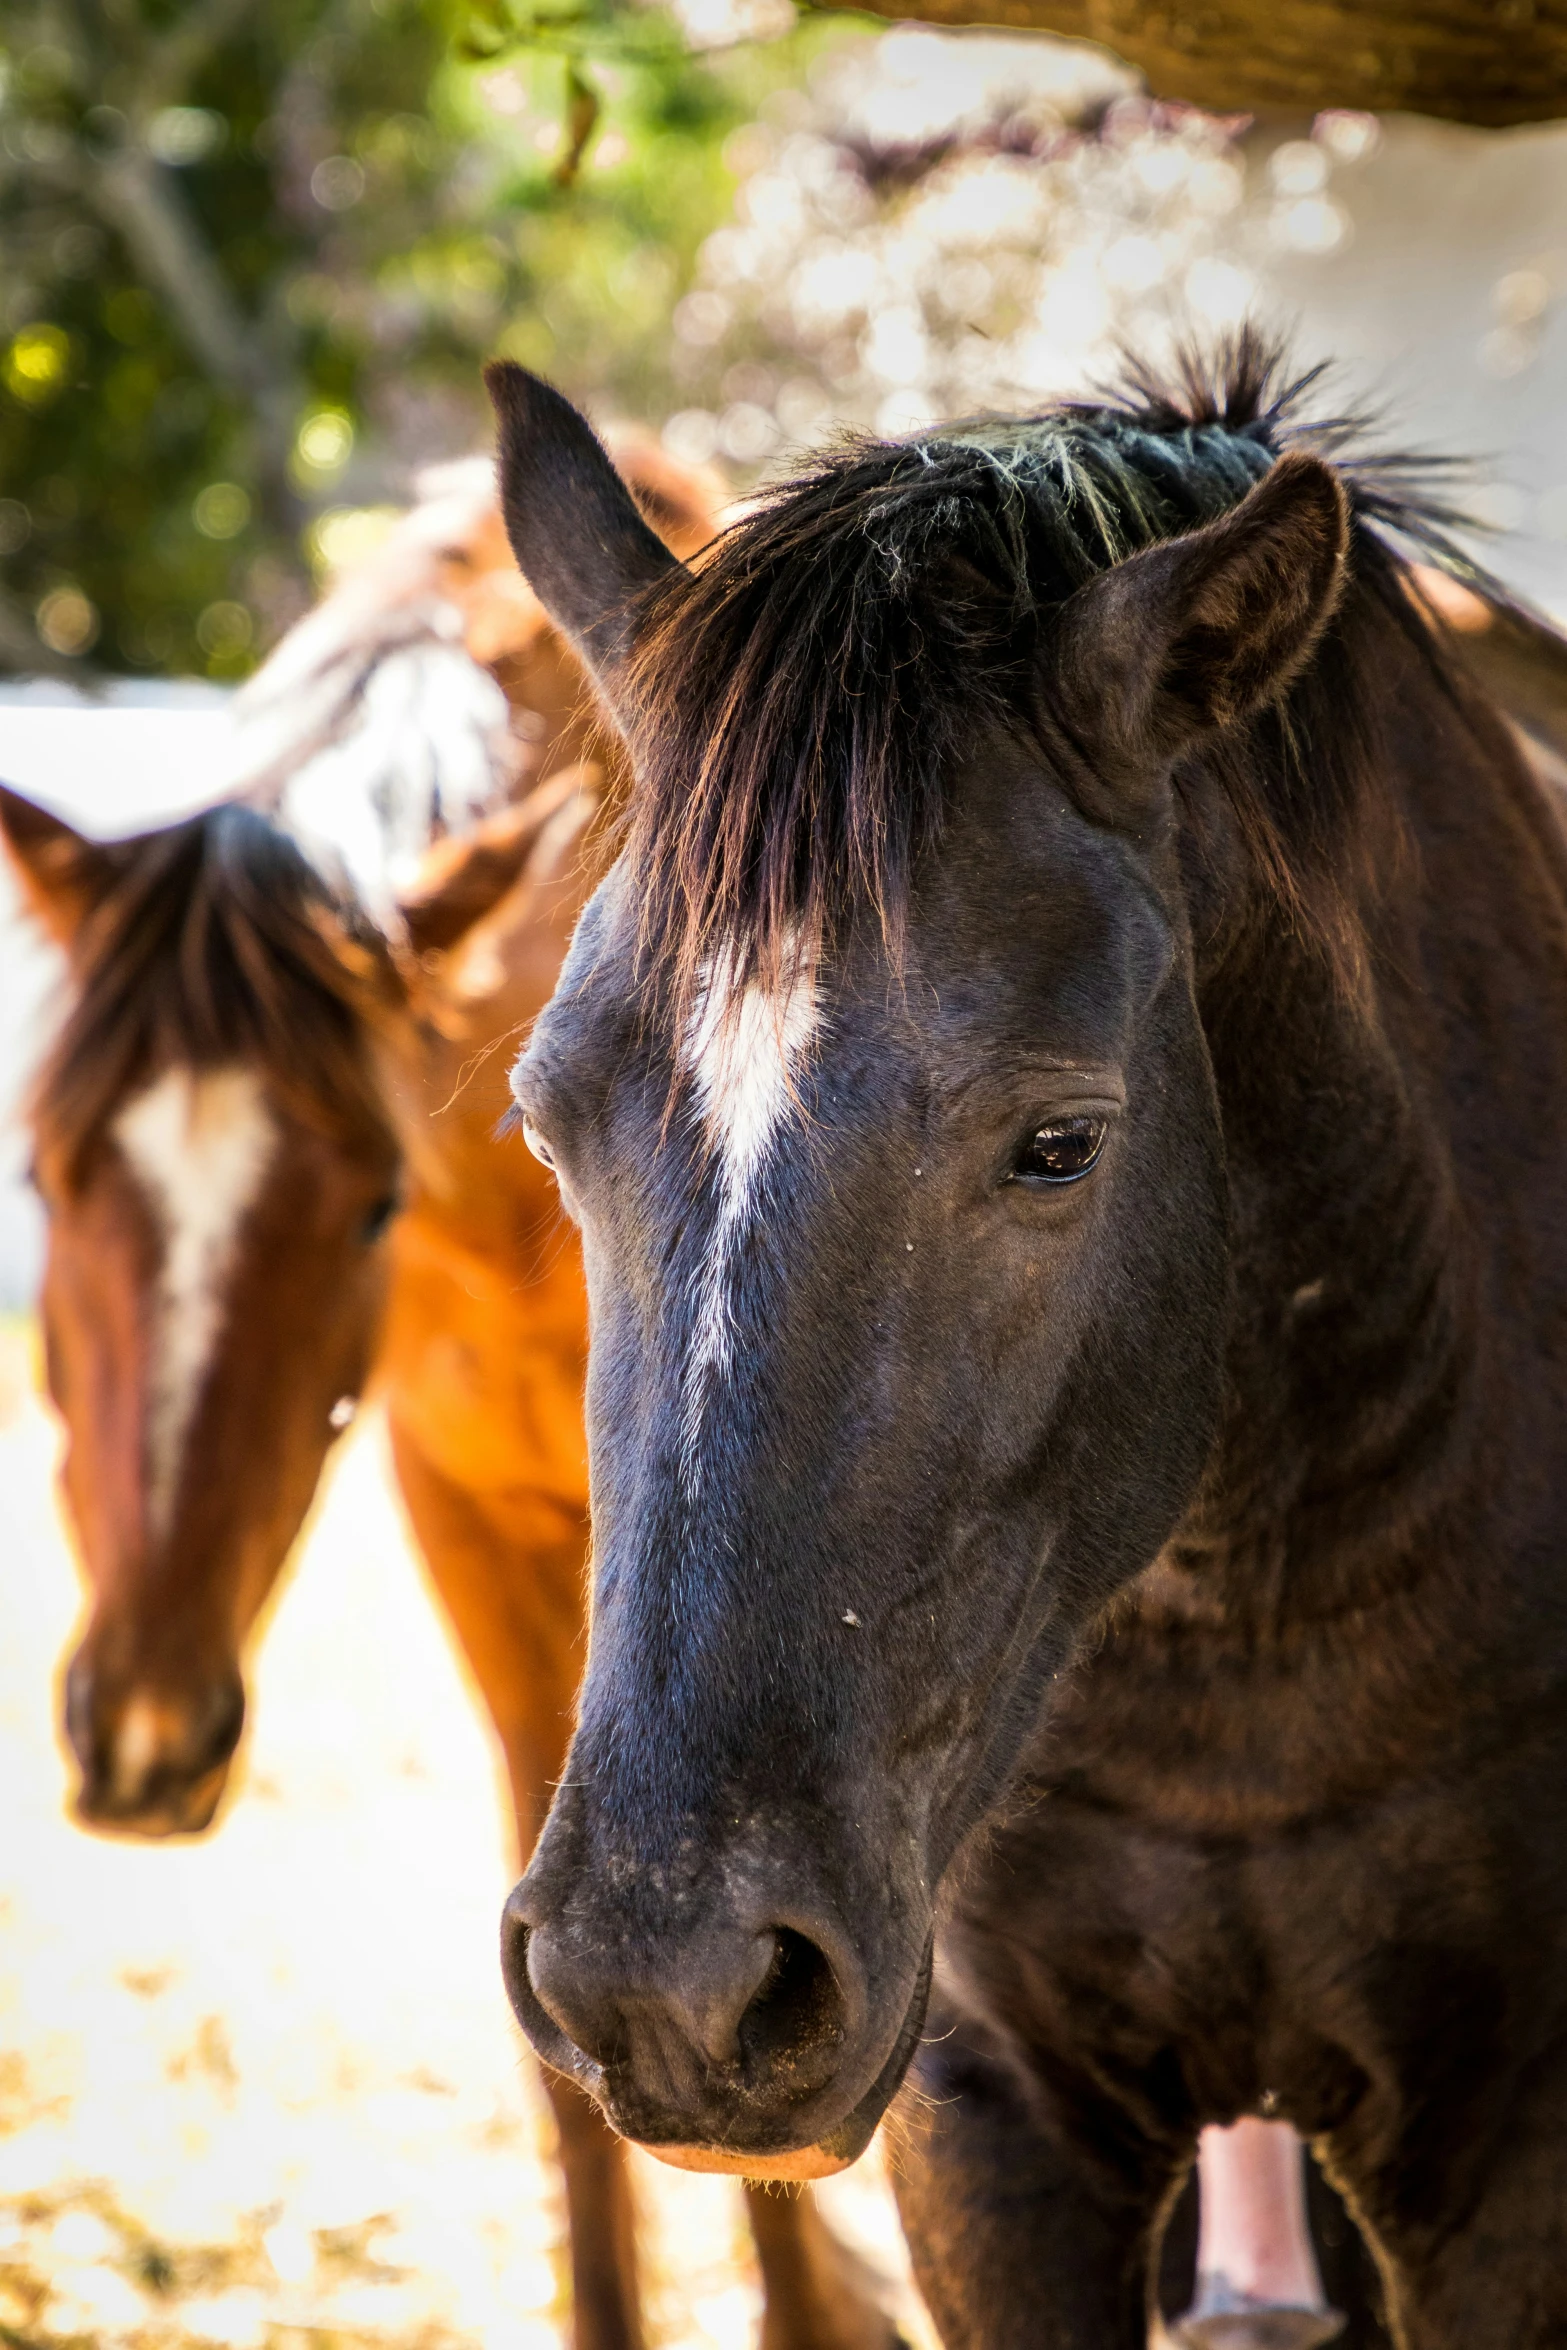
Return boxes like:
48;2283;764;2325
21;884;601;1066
0;438;902;2350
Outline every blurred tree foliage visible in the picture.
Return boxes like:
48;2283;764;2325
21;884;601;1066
0;0;836;680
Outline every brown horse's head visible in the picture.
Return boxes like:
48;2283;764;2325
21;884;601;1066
2;770;607;1838
1;789;403;1834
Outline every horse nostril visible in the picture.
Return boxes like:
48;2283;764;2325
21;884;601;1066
63;1650;96;1775
502;1891;618;2084
736;1927;846;2076
202;1676;245;1771
673;1929;779;2070
501;1893;543;2037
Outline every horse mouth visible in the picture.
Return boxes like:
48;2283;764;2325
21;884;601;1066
639;1949;934;2179
73;1758;231;1840
647;2141;860;2182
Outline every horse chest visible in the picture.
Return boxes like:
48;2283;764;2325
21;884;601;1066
945;1649;1567;2139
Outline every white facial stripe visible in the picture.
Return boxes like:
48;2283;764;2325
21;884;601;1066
112;1695;164;1803
114;1067;277;1539
680;948;818;1471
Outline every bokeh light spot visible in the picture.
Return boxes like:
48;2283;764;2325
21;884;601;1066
5;326;71;407
147;107;227;165
311;156;367;211
292;409;355;482
308;506;400;580
196;601;254;657
35;587;99;657
193;483;252;540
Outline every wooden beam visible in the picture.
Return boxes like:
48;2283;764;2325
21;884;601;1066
815;0;1567;128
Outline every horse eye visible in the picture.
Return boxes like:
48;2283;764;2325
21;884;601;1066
1015;1115;1107;1185
361;1193;400;1242
521;1117;555;1169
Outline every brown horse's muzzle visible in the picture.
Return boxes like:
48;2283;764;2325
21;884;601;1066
64;1650;245;1838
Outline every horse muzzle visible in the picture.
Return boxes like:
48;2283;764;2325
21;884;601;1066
500;1863;932;2178
65;1654;245;1839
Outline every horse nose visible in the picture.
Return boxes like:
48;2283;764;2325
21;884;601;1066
503;1882;862;2136
66;1655;244;1837
526;1909;780;2071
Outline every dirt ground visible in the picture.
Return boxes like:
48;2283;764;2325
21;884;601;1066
0;1322;928;2350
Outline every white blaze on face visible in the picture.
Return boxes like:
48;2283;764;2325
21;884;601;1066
111;1694;166;1804
680;946;818;1468
113;1067;278;1538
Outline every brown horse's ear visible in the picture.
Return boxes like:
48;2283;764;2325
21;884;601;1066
484;362;684;725
1052;452;1350;778
396;764;600;960
395;764;601;1033
600;424;724;562
0;785;123;948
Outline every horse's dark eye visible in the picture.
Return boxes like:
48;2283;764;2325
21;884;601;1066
362;1193;399;1243
521;1116;555;1169
1015;1116;1107;1185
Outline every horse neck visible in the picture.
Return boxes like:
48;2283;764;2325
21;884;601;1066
376;972;587;1504
379;876;585;1259
1178;629;1567;1629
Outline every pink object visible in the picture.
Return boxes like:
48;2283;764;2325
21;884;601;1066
1173;2120;1344;2350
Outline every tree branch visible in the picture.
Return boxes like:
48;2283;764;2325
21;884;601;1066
89;146;269;393
82;143;306;532
140;0;268;115
813;0;1567;127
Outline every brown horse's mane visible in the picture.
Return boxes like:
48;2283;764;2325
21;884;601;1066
620;329;1500;1026
34;806;391;1189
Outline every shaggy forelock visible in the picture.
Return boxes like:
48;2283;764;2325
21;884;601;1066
618;330;1488;1032
34;808;392;1190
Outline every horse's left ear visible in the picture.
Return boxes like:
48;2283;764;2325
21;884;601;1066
484;361;683;725
0;786;124;949
1052;451;1350;775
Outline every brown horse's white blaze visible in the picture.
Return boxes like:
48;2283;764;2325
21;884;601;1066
95;1065;280;1817
114;1067;278;1544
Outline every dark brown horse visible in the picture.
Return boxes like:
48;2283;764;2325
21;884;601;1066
0;444;902;2350
486;335;1567;2349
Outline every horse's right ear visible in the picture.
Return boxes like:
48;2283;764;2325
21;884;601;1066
1050;451;1350;790
484;361;682;724
0;786;120;948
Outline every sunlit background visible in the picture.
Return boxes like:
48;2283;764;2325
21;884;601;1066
6;0;1567;678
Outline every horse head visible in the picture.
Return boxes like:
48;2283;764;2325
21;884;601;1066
1;791;400;1833
1;771;596;1837
486;357;1354;2176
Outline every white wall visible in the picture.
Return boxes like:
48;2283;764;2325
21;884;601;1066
0;683;234;1307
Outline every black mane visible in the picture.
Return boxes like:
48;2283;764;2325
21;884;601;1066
621;331;1480;1022
35;806;391;1186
